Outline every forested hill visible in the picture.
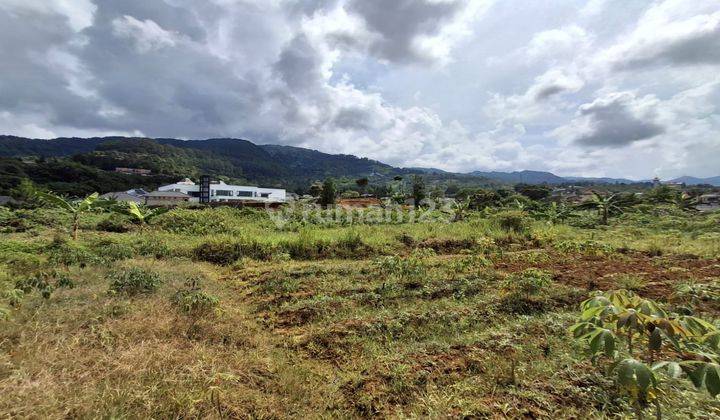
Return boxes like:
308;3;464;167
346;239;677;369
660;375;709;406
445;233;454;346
0;136;409;195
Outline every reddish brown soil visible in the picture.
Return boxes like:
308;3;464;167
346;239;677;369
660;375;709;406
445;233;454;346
493;250;720;301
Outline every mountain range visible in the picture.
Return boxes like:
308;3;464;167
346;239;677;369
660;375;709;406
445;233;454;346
667;176;720;186
1;136;718;193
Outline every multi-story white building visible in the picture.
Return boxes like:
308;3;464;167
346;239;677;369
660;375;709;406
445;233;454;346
158;178;286;203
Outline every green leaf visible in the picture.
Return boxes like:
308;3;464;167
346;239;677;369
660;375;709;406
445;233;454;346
585;328;616;357
681;316;717;337
617;359;656;393
653;361;682;378
703;331;720;350
705;364;720;397
683;361;707;388
35;191;75;212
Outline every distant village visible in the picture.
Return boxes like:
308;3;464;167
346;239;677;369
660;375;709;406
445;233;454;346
77;168;720;213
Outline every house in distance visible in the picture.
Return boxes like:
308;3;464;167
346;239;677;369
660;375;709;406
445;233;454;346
157;177;286;204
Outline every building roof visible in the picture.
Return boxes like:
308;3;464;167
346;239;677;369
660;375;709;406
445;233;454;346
126;188;149;196
100;192;144;202
145;191;190;198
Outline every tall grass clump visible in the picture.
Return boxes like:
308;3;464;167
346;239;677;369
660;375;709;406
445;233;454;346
193;236;274;265
153;208;236;235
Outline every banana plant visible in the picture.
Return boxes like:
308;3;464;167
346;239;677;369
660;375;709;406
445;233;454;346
532;202;575;224
35;191;100;240
117;201;168;225
451;198;470;222
576;192;627;224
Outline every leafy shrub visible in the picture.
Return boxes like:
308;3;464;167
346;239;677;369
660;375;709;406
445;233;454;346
96;217;133;233
374;248;434;289
570;289;720;417
136;237;173;259
0;252;43;275
193;240;243;265
493;210;529;234
152;208;263;235
15;270;74;300
87;238;136;262
612;274;647;292
108;267;162;295
172;277;220;337
674;278;720;307
193;238;273;264
500;268;553;314
0;208;70;233
172;277;219;317
508;268;552;297
45;238;100;267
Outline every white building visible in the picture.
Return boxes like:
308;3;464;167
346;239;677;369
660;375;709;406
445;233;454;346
158;178;286;203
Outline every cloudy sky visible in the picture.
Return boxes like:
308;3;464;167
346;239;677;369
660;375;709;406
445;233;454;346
1;0;719;179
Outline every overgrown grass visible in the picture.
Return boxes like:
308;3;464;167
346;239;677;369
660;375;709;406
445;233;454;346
1;205;719;417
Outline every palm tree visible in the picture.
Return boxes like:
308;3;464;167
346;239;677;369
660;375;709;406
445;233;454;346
36;191;100;239
576;192;626;225
117;201;169;225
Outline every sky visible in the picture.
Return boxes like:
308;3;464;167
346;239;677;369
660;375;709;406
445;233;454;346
1;0;719;179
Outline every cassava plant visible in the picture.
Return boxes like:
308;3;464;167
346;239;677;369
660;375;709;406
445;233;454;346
571;289;720;419
172;276;220;337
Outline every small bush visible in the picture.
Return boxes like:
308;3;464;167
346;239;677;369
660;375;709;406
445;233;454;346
88;238;136;262
0;252;43;275
494;210;530;234
193;238;273;264
15;270;74;300
136;237;173;259
500;268;553;314
193;240;243;265
172;277;220;337
96;217;133;233
509;268;553;297
45;238;100;267
613;274;647;291
108;267;162;295
172;277;219;317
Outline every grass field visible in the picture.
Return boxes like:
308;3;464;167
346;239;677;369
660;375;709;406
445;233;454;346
1;206;720;418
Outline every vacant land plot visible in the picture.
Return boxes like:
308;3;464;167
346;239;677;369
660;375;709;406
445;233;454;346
1;206;720;418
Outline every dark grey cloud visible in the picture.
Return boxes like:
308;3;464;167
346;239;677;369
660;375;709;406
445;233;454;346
66;0;272;138
572;94;665;147
0;7;103;127
332;107;374;130
534;84;568;100
274;35;325;91
345;0;464;63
